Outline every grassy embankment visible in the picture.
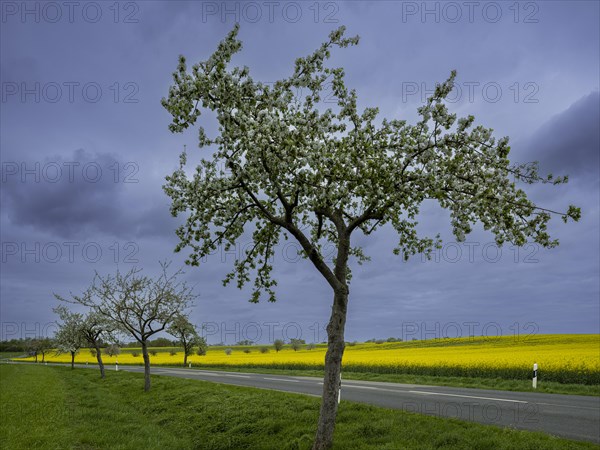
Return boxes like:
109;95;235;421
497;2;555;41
1;364;597;450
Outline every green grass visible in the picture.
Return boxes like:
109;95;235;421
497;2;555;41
1;364;597;449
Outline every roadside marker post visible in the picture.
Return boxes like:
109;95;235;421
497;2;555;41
189;362;192;368
338;373;342;404
116;360;119;371
533;363;538;389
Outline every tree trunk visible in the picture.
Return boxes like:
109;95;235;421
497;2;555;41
41;352;45;363
94;343;105;379
183;351;188;367
70;351;75;369
141;341;151;392
34;353;38;363
312;287;349;450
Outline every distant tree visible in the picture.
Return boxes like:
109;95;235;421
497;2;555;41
149;337;175;347
150;350;158;356
168;314;200;366
105;344;120;357
25;339;40;362
162;25;580;449
306;343;316;350
56;262;196;392
53;306;85;369
259;346;269;354
273;339;284;353
37;337;53;363
122;342;139;348
0;338;29;353
53;305;116;378
196;337;208;356
224;348;232;355
236;339;254;346
291;341;301;352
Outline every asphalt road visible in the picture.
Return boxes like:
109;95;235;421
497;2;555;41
11;362;600;444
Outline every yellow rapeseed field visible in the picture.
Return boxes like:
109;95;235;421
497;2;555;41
21;334;599;384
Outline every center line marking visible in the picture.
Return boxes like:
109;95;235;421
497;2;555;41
409;390;528;403
346;385;379;390
263;377;300;383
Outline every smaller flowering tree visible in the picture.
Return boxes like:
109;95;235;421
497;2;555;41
78;311;116;378
56;262;196;391
53;306;86;369
33;337;54;363
167;314;200;366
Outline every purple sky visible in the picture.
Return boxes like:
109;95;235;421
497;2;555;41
1;1;598;344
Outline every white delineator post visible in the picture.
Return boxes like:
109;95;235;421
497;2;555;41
338;373;342;404
116;360;119;371
189;362;192;368
533;363;538;389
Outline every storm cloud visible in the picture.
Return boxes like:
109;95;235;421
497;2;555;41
526;91;599;178
1;1;598;343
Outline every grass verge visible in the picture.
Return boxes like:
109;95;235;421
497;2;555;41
1;364;597;449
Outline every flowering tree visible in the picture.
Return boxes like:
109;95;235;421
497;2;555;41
57;263;196;391
78;311;116;378
167;314;200;366
161;25;580;449
53;306;86;370
27;337;53;363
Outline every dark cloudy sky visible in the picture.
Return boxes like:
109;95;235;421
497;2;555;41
1;1;598;344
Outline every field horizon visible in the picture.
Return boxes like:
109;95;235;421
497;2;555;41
13;333;600;392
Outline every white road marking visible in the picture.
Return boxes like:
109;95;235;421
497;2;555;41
155;369;217;377
166;371;222;377
409;390;528;404
263;377;300;383
224;374;251;378
345;385;380;390
317;382;397;393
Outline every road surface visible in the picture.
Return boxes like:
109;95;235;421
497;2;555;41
8;362;600;444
